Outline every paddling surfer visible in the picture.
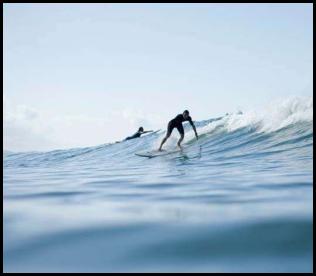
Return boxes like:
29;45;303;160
158;110;198;151
125;127;153;141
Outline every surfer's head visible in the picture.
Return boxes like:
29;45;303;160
183;110;190;119
138;127;144;132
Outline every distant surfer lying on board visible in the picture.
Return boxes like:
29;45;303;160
158;110;198;151
125;127;153;141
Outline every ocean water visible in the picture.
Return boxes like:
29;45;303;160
3;97;313;272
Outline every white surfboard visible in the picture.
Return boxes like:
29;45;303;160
135;148;182;158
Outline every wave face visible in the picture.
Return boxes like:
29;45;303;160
3;97;313;272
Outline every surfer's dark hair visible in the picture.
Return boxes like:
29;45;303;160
139;127;144;131
183;110;189;115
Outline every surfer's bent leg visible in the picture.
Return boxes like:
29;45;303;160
159;121;174;151
177;125;185;149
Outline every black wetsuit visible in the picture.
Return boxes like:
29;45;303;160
125;131;142;140
167;114;193;136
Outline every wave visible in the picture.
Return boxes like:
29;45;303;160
4;96;313;168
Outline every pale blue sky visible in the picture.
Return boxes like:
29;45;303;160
3;3;313;151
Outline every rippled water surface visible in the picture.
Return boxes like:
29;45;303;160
3;105;313;272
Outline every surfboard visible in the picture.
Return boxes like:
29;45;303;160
135;149;182;158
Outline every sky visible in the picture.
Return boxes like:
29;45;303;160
3;3;313;152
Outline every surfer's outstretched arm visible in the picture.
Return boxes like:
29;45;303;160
142;130;153;134
190;121;198;140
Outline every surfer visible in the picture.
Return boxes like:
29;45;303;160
125;127;153;141
158;110;198;151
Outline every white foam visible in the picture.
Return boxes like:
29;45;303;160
211;96;312;135
259;96;313;132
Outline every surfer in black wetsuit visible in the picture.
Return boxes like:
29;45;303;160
158;110;198;151
125;127;153;141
